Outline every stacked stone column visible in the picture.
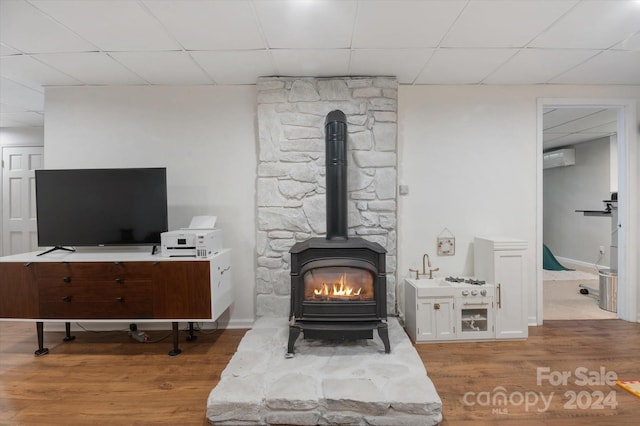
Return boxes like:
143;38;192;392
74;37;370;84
256;77;398;317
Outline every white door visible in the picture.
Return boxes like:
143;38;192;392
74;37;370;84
2;146;44;255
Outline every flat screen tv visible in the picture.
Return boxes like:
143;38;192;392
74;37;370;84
35;168;168;252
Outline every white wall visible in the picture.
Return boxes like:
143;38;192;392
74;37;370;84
397;85;640;324
42;83;640;327
543;137;611;267
0;127;44;147
45;86;257;327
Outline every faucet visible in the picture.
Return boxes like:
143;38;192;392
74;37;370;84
409;268;420;280
422;254;431;275
423;253;439;279
429;267;440;280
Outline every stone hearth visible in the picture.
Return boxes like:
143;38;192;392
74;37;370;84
206;317;442;425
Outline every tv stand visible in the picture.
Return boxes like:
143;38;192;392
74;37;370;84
0;249;232;356
37;246;76;256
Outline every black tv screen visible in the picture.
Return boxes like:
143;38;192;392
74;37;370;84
35;168;168;247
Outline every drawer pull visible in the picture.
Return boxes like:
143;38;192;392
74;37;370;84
62;296;72;302
116;297;125;303
63;276;71;283
115;278;124;284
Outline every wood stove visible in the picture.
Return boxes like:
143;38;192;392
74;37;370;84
287;110;390;355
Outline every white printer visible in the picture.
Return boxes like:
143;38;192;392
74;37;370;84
161;216;223;258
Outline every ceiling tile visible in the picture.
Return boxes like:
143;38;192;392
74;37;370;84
415;48;517;84
30;0;181;51
110;51;212;85
543;108;605;130
352;0;465;48
270;49;350;77
0;77;44;112
442;0;578;48
33;52;147;85
0;43;21;56
349;49;434;84
544;132;612;149
143;0;264;50
484;48;599;84
0;54;83;89
615;30;640;51
0;111;44;127
548;110;617;134
0;0;97;53
190;50;275;85
254;0;357;48
530;0;640;49
550;50;640;84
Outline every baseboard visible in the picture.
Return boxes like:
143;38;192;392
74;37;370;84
555;256;607;272
43;317;255;332
528;315;539;327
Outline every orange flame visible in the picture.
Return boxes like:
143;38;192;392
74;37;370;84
312;273;363;298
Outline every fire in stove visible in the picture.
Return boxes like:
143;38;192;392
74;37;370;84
313;283;361;298
304;267;374;302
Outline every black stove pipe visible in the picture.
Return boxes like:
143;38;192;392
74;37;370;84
325;110;348;240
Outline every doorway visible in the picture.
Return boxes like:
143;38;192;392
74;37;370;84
536;99;638;325
1;145;44;256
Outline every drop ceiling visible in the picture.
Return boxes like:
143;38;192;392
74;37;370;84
1;0;639;128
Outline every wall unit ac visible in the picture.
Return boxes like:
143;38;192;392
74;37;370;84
543;148;575;169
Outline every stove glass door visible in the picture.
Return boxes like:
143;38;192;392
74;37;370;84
303;266;374;302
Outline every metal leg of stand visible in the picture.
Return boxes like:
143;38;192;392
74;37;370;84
34;322;49;356
63;322;76;342
168;322;182;356
186;321;197;342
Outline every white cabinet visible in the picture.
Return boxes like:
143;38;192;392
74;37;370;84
474;237;528;340
410;297;455;341
404;278;455;341
404;279;494;342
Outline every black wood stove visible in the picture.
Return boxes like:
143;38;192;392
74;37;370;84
287;110;390;355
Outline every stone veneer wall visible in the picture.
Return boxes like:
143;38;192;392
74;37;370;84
256;76;398;317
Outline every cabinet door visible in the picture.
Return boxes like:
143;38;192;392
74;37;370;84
494;252;527;339
416;298;454;341
152;261;212;319
0;262;39;318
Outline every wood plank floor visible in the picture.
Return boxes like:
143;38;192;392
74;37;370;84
1;319;639;425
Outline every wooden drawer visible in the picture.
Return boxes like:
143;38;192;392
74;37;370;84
39;280;153;319
33;262;153;283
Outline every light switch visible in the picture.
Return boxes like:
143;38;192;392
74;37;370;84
399;185;409;195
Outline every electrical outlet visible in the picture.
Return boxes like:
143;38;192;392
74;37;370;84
599;246;605;255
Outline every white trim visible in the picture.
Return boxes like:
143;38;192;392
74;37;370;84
555;256;608;272
536;98;638;325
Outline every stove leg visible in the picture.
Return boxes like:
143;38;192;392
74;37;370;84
377;323;391;354
286;326;301;357
34;322;49;356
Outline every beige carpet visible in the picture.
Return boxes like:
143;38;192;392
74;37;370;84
543;269;599;281
544;278;617;320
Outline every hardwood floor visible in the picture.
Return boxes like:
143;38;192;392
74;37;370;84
1;319;639;425
417;319;640;425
